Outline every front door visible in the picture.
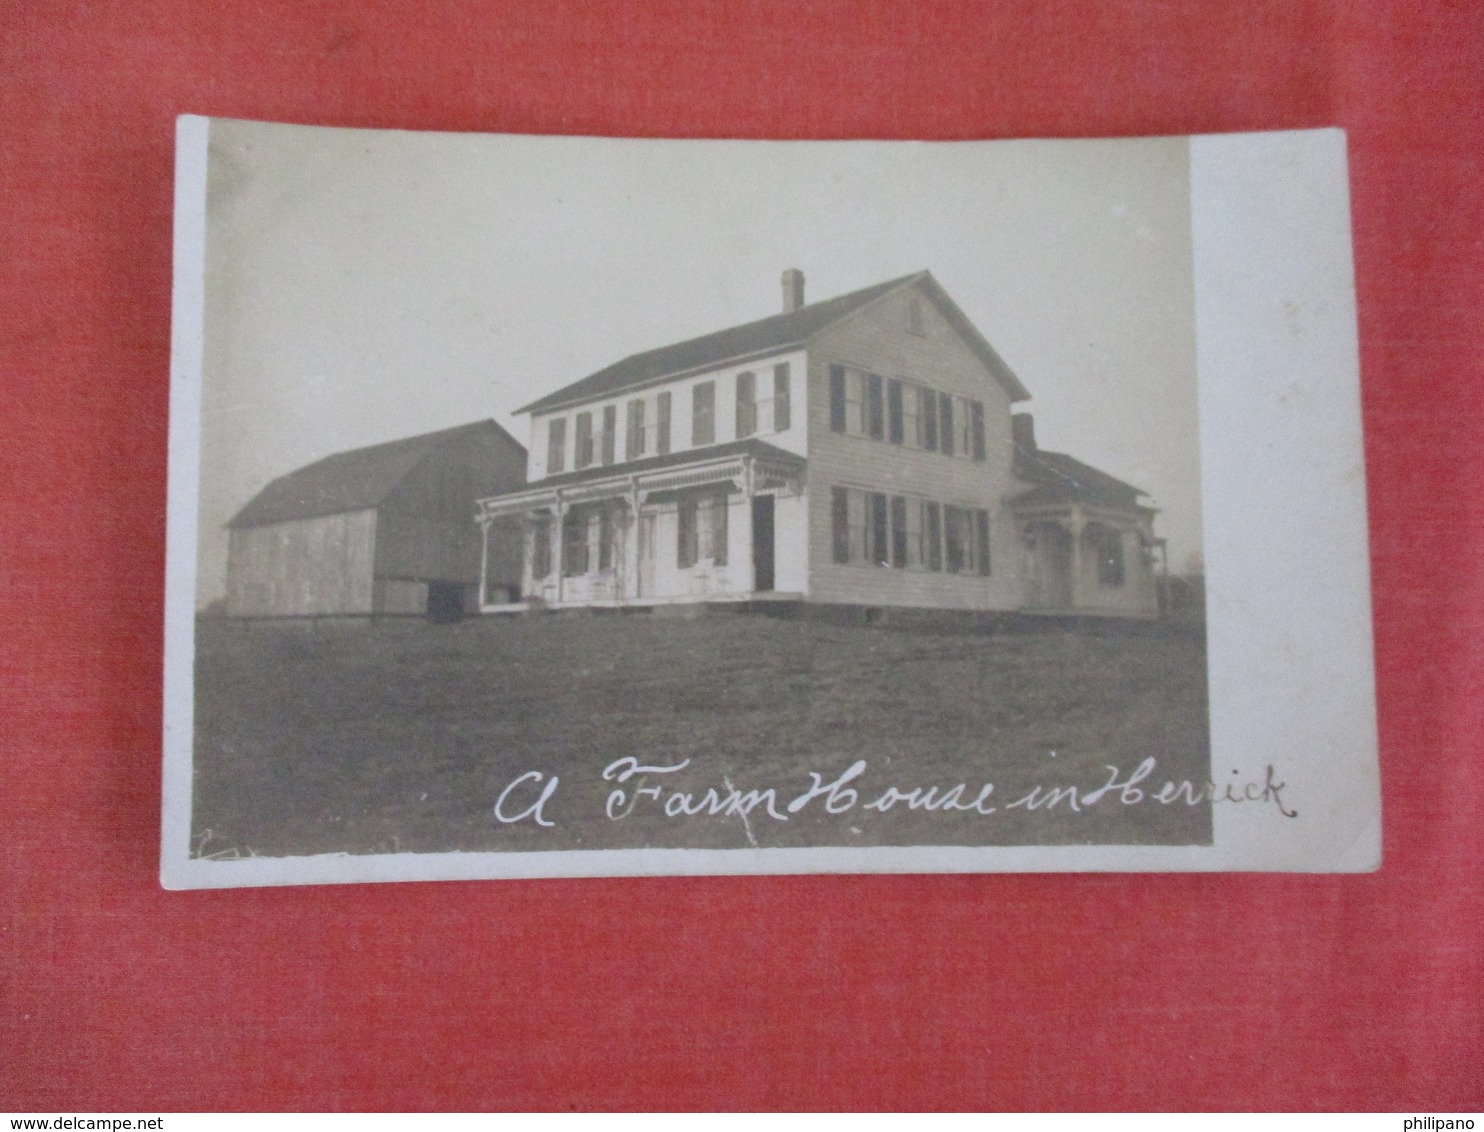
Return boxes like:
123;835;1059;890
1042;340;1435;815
752;495;775;592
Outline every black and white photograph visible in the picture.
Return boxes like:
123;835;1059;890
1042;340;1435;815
162;119;1379;885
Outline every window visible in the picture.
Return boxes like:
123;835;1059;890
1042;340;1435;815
531;516;552;579
901;384;921;447
677;493;728;568
656;391;672;455
547;418;566;474
601;405;617;466
831;487;851;563
953;397;972;458
736;371;757;438
598;509;616;571
869;492;889;566
970;400;987;461
626;399;646;460
561;509;588;576
944;505;966;573
890;496;909;567
773;363;791;431
575;412;594;469
924;502;943;571
975;509;992;576
692;382;715;446
1092;526;1126;587
920;387;939;451
844;370;867;433
938;393;955;457
887;379;904;445
708;494;728;565
866;374;885;439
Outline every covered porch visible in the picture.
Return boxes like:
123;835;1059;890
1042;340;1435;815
1014;500;1165;619
475;441;806;612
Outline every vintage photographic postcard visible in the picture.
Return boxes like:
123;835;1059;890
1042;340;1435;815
161;117;1379;887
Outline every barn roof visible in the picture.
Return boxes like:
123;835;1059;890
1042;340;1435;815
228;420;523;529
1012;447;1148;511
516;270;1030;415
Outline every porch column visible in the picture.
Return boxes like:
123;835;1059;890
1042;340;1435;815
477;517;490;609
741;457;756;593
553;490;565;604
623;477;642;601
1068;507;1085;610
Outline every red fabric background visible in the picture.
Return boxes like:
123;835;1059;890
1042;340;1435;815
2;0;1480;1111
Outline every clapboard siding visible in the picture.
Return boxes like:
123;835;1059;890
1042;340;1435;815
225;510;377;616
804;282;1028;610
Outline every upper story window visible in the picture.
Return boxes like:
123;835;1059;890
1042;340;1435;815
736;371;757;438
575;411;594;469
773;363;791;431
600;405;617;466
547;417;567;474
656;391;672;455
692;381;716;446
625;399;646;460
830;364;986;464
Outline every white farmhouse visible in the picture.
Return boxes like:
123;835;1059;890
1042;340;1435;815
476;271;1163;619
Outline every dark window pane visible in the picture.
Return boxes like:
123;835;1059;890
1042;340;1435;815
678;500;697;569
547;418;566;474
870;493;889;566
711;494;729;564
692;382;715;446
939;393;955;457
976;509;992;576
945;505;964;573
971;401;986;461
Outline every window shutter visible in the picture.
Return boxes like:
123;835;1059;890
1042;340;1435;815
656;392;672;455
970;401;986;461
866;374;885;439
829;365;846;432
831;487;851;563
976;509;992;575
925;502;942;571
601;405;616;465
870;493;889;566
547;418;566;474
938;393;955;457
678;500;697;569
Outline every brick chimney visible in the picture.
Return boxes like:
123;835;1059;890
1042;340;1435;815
781;268;805;313
1012;412;1036;450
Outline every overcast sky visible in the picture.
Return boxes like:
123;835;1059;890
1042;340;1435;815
197;120;1201;605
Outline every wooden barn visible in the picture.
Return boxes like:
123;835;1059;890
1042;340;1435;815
225;420;527;620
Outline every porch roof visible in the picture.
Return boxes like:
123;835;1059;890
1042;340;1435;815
1011;447;1148;511
476;438;805;516
528;438;803;492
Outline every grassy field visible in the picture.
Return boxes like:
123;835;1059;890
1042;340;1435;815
191;610;1212;858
